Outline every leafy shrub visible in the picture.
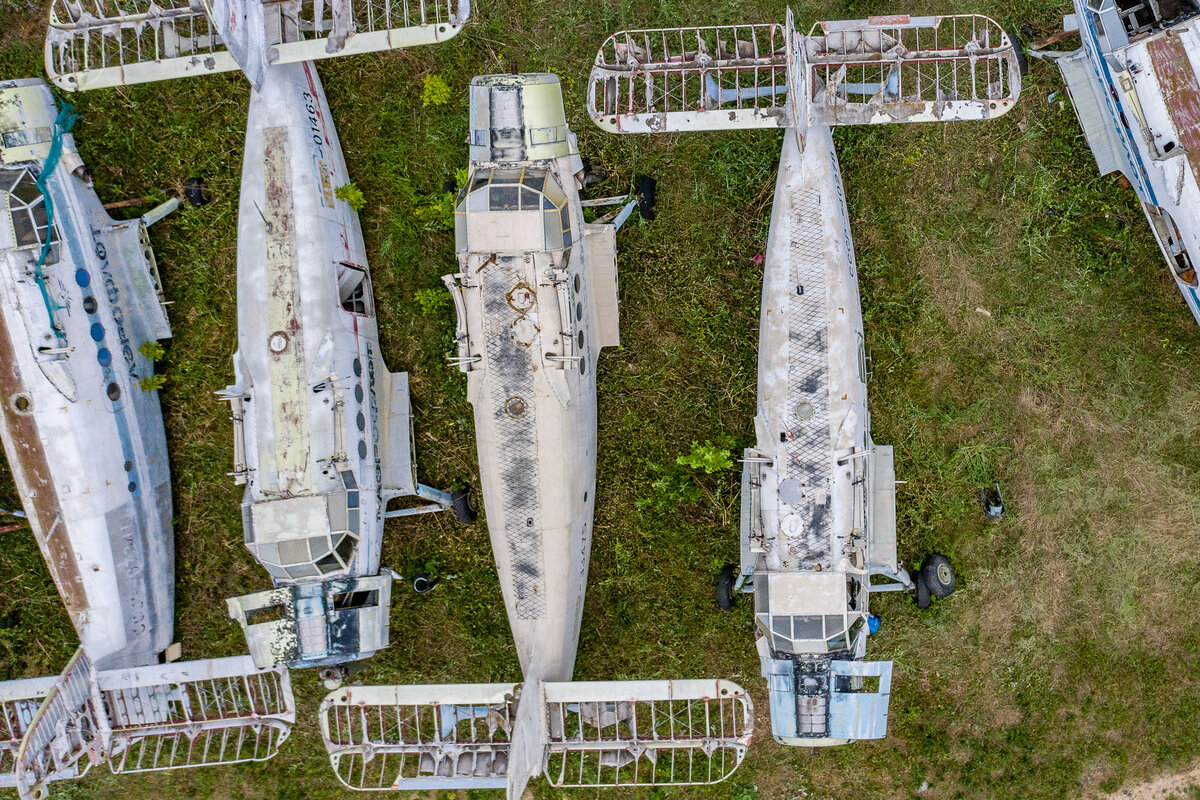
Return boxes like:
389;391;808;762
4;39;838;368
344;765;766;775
422;74;452;107
138;340;164;362
415;287;449;317
677;441;733;473
335;182;365;211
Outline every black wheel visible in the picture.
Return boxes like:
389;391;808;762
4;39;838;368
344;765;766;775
635;175;657;221
915;571;931;609
451;486;478;524
1005;26;1030;77
412;571;438;594
717;564;737;611
184;177;210;207
921;554;957;598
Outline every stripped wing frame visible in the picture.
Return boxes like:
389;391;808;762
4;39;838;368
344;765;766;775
44;0;470;91
803;15;1022;125
101;658;295;773
588;23;790;133
319;684;518;790
45;0;239;92
14;650;106;800
542;680;753;787
0;678;55;788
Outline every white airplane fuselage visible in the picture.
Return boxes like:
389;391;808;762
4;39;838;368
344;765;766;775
0;79;175;670
447;74;620;686
1055;0;1200;323
742;124;890;746
224;61;435;669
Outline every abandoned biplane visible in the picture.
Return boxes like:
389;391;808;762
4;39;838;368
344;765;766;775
0;79;297;800
315;73;754;798
42;0;476;672
588;13;1022;745
1031;0;1200;325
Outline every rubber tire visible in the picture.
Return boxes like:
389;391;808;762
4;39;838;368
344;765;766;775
717;565;737;611
1006;27;1030;77
915;571;932;609
636;175;657;221
184;177;210;207
921;554;957;598
451;487;478;524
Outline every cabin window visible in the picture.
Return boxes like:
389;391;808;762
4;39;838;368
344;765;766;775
338;262;374;316
1;169;57;256
456;167;574;253
333;589;378;609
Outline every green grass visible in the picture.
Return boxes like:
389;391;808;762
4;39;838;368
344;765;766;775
4;0;1200;797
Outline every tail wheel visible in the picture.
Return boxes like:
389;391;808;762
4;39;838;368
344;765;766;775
921;554;957;598
635;175;657;220
451;486;478;524
915;570;931;609
184;176;210;207
716;564;737;611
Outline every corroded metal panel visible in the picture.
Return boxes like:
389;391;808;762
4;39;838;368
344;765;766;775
262;124;310;490
1148;32;1200;183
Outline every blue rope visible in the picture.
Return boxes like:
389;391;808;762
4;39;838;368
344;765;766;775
33;103;77;337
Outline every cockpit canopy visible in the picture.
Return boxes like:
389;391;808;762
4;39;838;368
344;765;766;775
455;167;572;254
755;572;866;655
244;470;361;582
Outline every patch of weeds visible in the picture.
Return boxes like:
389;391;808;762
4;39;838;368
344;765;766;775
138;373;167;392
335;182;365;211
138;340;164;361
415;191;455;231
421;74;452;107
415;287;449;317
639;440;735;513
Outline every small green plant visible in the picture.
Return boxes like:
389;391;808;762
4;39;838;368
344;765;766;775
415;287;449;317
138;340;164;362
422;74;452;107
676;441;733;474
139;373;167;392
415;191;455;231
335;182;365;211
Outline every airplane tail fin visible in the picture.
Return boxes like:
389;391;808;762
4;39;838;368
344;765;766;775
45;0;470;91
588;12;1020;134
1;648;295;800
318;678;753;793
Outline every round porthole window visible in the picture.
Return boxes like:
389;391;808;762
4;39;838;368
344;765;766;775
11;394;31;414
107;383;121;401
82;295;97;314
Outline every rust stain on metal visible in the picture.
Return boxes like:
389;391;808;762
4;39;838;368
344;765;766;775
0;319;88;616
263;125;311;485
1148;32;1200;183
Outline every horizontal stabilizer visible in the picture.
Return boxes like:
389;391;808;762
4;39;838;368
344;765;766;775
319;678;753;791
1;648;294;799
588;13;1020;133
320;682;519;790
45;0;470;91
589;22;792;133
803;15;1021;126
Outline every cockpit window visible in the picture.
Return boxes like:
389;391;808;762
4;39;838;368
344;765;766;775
1;169;57;254
456;167;573;253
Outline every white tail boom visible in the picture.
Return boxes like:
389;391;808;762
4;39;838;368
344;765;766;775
0;648;295;799
319;679;753;793
45;0;470;91
588;12;1022;133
